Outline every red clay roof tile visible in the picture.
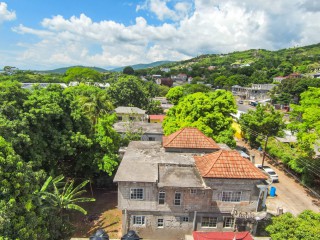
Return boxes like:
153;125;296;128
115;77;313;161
162;127;220;150
194;150;267;179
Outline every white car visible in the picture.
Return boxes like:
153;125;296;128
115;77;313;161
262;166;279;183
254;164;279;183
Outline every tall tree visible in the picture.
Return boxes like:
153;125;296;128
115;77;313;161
239;104;285;147
64;67;103;83
0;137;48;240
107;75;149;108
163;90;237;147
122;66;134;75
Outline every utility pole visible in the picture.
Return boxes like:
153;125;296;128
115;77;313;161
261;135;269;167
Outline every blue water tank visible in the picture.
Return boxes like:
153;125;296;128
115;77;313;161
270;186;276;197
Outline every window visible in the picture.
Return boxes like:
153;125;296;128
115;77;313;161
133;216;145;225
174;192;181;205
181;217;189;222
190;189;197;194
223;217;234;228
130;188;144;200
157;218;164;228
158;191;165;205
117;116;122;121
201;217;217;228
148;137;156;141
129;116;135;121
221;191;241;202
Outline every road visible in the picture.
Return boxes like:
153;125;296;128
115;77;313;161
236;139;320;216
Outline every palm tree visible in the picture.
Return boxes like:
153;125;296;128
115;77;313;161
38;175;95;216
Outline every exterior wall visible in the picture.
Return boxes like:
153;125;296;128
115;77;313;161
204;178;261;213
141;133;163;142
117;113;147;122
150;119;162;123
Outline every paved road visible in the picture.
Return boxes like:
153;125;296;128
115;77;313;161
236;139;320;216
237;103;255;113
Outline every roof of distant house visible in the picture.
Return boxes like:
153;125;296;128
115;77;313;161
113;122;163;134
194;150;267;179
162;127;220;150
193;231;254;240
149;115;166;121
115;106;146;114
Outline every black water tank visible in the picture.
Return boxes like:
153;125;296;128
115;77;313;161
121;230;142;240
89;229;109;240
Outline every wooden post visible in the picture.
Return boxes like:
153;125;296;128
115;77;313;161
261;136;269;167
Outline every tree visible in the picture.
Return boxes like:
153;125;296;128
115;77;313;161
107;76;149;108
165;86;184;104
146;100;164;115
266;210;320;240
239;104;285;147
64;67;102;83
0;137;48;240
123;66;134;75
36;175;95;240
289;87;320;156
163;90;237;147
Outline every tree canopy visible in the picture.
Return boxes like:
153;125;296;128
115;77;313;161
122;66;134;75
163;90;237;147
266;210;320;240
64;67;103;83
107;75;149;108
239;104;285;147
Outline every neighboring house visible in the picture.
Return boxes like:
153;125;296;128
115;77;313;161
149;115;166;123
152;97;174;112
171;73;188;81
155;78;173;87
113;121;163;142
160;68;171;73
21;83;68;90
114;128;268;239
115;106;148;122
232;84;275;100
313;73;320;79
273;76;286;83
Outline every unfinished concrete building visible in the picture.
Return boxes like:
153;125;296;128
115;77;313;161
114;128;268;239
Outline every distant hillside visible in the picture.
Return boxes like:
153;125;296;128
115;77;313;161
111;60;174;72
42;66;108;74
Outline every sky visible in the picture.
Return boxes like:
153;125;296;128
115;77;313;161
0;0;320;70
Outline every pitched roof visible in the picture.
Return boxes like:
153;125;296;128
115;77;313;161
193;231;254;240
194;150;267;179
114;106;145;114
162;127;220;150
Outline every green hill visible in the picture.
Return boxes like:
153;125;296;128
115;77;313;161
42;66;108;74
111;60;174;72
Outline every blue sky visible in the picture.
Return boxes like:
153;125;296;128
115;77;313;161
0;0;320;70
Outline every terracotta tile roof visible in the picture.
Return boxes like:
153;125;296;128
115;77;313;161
193;231;254;240
162;127;220;150
194;150;267;179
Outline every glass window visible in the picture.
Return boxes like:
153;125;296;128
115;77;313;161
149;137;156;141
133;216;145;225
223;217;234;228
130;188;144;200
158;191;165;205
201;217;217;228
181;217;189;222
190;189;197;194
174;192;181;205
157;218;164;228
221;191;241;202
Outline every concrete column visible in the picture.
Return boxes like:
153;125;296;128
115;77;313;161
262;190;268;208
193;211;197;231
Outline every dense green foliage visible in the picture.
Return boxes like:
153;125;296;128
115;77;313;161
122;66;135;75
239;104;285;147
166;84;212;104
0;81;120;239
163;90;237;147
266;210;320;240
64;67;103;83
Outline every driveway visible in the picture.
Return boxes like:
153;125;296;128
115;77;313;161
236;139;320;216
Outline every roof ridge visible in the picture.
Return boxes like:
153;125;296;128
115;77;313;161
163;128;184;147
204;150;223;177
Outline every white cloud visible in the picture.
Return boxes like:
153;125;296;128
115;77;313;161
0;2;16;23
6;0;320;69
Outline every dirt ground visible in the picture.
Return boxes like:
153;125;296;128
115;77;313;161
70;189;122;239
